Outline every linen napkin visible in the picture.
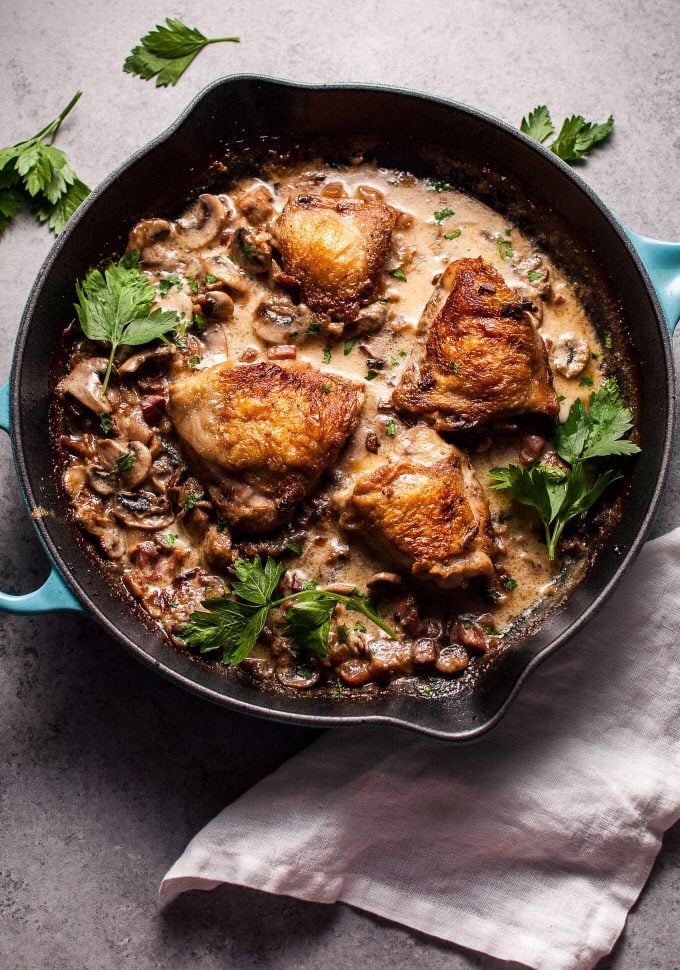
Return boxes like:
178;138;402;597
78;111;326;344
161;528;680;970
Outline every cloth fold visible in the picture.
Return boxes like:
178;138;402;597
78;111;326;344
161;529;680;970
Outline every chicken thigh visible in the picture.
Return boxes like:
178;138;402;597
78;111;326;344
392;257;559;429
274;194;396;323
168;361;365;533
338;424;494;588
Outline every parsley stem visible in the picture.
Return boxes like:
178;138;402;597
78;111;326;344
273;590;397;639
101;345;117;396
42;91;84;145
205;36;240;44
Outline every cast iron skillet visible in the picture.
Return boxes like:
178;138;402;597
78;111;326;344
1;77;678;741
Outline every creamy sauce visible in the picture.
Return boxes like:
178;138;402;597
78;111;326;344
56;158;613;691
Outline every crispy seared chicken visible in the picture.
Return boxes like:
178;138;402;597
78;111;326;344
392;257;559;429
338;425;494;588
168;361;365;533
274;194;396;323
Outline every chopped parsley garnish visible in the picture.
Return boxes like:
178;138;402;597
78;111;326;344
163;533;178;545
426;179;453;193
285;542;303;556
434;207;455;223
187;277;200;295
158;274;183;297
242;242;256;262
99;413;113;433
463;620;474;629
116;452;134;472
123;18;240;88
448;361;459;374
527;270;544;283
497;237;513;260
489;380;640;559
183;491;202;512
444;228;462;240
390;356;399;367
306;322;321;336
354;622;367;633
322;344;332;364
379;297;389;304
481;587;502;602
520;105;614;162
216;519;229;533
365;370;379;381
336;624;349;644
180;556;396;665
321;384;332;394
504;577;518;591
580;375;594;387
399;349;407;357
343;337;359;356
386;418;396;437
204;273;218;285
189;355;201;368
605;332;613;349
390;267;408;282
193;312;207;331
420;683;436;696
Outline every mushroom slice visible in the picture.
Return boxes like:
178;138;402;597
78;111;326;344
119;344;175;374
550;331;590;378
127;219;176;269
175;194;227;249
112;491;175;529
202;290;234;321
197;254;250;295
253;294;316;345
119;441;153;488
276;666;321;689
56;358;110;415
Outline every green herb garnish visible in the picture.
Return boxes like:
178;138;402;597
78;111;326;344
580;375;594;387
605;332;613;350
444;228;462;240
322;344;332;364
99;413;113;434
321;384;332;394
306;322;321;336
527;270;544;283
497;237;513;260
116;452;134;472
74;251;180;393
124;18;240;88
163;534;178;545
504;577;518;591
180;556;396;665
0;90;90;237
183;491;202;512
426;179;453;193
158;274;183;297
187;277;200;295
390;268;408;282
489;381;639;559
365;370;379;381
204;273;218;285
449;361;459;374
386;418;396;437
434;207;455;223
343;337;359;356
285;542;303;556
520;105;614;162
189;355;201;368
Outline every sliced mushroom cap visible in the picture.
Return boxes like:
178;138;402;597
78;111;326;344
196;254;250;295
253;294;315;345
232;227;272;274
201;322;229;358
112;491;175;529
56;358;110;415
276;666;321;689
175;194;227;249
202;289;234;321
120;441;153;488
366;571;404;589
119;344;175;374
127;219;178;271
550;331;590;378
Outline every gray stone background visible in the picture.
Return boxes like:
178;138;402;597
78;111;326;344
1;1;679;967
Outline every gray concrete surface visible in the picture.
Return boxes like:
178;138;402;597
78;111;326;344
1;1;679;967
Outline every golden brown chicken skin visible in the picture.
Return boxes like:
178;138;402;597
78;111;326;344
338;425;494;588
392;257;559;430
168;361;365;533
274;194;396;323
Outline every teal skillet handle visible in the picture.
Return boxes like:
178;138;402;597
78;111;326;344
627;229;680;334
0;380;82;613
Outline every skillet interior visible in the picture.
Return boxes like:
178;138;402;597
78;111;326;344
10;78;674;740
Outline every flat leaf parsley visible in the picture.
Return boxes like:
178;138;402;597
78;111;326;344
489;381;639;560
74;251;180;393
520;105;614;162
124;18;240;87
181;555;397;666
0;91;90;237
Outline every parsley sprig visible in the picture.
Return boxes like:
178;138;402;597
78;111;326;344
489;381;639;560
520;105;614;162
124;18;240;87
181;556;397;666
74;251;180;393
0;91;90;237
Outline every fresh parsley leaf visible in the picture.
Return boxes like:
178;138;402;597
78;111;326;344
182;556;397;664
434;207;455;223
123;18;240;87
0;91;90;237
187;277;200;295
322;344;332;364
354;621;368;633
306;322;320;336
285;542;303;556
504;577;518;591
497;237;513;260
390;267;408;282
556;380;640;463
527;269;544;282
365;370;379;381
426;179;453;193
386;418;396;437
163;533;178;545
343;337;358;356
520;105;555;144
158;274;183;297
74;251;180;393
189;355;201;368
521;105;614;162
183;491;202;512
204;273;218;285
99;412;113;434
116;452;134;472
580;375;594;387
444;228;462;240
